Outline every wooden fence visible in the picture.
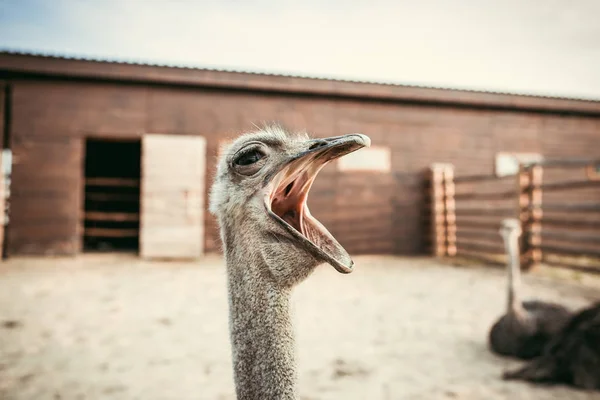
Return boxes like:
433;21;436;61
427;158;600;273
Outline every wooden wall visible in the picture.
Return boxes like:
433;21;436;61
6;79;600;256
0;81;5;146
0;82;4;255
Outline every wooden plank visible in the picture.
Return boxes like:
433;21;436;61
454;190;516;200
8;138;83;256
541;245;600;259
458;240;504;254
454;174;513;184
456;220;500;230
0;81;4;146
86;177;139;187
541;230;600;245
9;238;79;256
428;165;447;257
84;211;139;222
0;83;6;253
537;203;600;212
456;229;501;241
541;180;600;192
140;134;206;259
137;178;201;191
456;235;502;249
9;216;82;242
457;216;505;225
536;158;600;168
0;150;4;258
11;81;147;137
443;166;457;256
85;193;139;202
541;218;600;230
85;228;138;238
455;208;515;217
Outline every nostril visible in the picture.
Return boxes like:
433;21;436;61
308;140;328;151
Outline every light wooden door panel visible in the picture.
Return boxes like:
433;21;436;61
140;134;206;259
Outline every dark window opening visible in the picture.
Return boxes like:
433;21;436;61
83;138;141;252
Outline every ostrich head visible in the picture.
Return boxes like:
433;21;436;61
499;218;522;241
209;126;370;283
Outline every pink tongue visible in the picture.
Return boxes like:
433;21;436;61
270;172;311;234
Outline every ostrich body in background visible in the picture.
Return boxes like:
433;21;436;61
209;126;370;400
504;301;600;390
488;219;571;359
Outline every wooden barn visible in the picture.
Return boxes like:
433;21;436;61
0;51;599;260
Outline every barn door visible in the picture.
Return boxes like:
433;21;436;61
140;134;206;259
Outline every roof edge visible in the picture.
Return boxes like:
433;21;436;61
1;50;600;115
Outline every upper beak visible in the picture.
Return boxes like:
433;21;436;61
293;134;371;163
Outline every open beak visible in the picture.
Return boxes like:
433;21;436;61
264;134;371;273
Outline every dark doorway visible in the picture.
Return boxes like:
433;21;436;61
83;138;141;252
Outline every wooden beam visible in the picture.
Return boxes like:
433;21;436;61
455;208;515;217
526;165;543;267
535;158;600;168
541;245;600;259
86;177;140;187
453;174;514;184
541;180;600;192
458;241;505;254
3;52;600;115
443;166;457;256
428;165;447;257
453;190;516;200
456;229;500;241
84;212;139;222
540;218;600;229
85;193;139;202
541;231;600;245
537;203;600;212
457;220;500;229
84;228;138;238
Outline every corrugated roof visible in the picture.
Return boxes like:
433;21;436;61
1;48;597;103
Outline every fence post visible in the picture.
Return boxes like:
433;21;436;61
527;165;543;268
517;165;531;268
443;165;457;257
429;164;447;257
518;164;543;270
429;164;455;258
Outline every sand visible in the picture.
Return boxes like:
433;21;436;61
0;254;599;400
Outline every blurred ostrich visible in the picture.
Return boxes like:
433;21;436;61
209;126;370;399
488;219;571;359
504;301;600;390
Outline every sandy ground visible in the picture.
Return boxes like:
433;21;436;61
0;255;599;400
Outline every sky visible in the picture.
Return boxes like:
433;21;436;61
1;0;599;100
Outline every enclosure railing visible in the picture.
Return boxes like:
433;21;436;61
426;158;600;273
526;159;600;273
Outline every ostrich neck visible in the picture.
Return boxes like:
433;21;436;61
225;248;297;400
504;233;525;316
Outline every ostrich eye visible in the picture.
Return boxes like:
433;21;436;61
235;150;264;166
